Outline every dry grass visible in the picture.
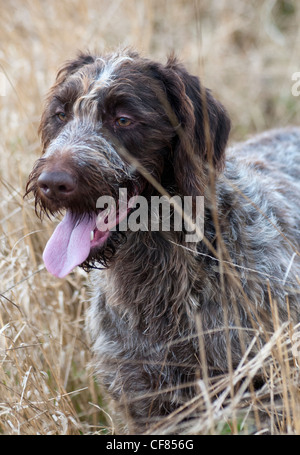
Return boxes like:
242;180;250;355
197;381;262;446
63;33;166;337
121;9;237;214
0;0;300;435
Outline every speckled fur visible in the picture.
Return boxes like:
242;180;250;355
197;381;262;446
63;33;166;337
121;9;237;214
26;50;300;434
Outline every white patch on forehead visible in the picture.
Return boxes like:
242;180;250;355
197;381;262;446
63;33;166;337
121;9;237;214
95;53;133;88
72;53;134;120
96;64;113;87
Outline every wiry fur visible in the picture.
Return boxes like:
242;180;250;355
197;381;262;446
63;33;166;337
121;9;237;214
26;50;300;433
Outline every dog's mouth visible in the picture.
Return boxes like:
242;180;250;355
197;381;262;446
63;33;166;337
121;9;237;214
42;195;137;278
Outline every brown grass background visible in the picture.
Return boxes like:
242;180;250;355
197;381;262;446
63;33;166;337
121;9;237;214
0;0;300;434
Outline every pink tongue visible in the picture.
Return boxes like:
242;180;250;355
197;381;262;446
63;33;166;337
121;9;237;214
43;211;96;278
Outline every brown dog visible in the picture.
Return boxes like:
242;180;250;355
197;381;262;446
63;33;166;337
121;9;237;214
26;50;300;433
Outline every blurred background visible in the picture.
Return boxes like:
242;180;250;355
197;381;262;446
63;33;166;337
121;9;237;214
0;0;299;434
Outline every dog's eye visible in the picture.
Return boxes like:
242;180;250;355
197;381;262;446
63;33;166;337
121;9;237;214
116;117;132;127
56;112;67;122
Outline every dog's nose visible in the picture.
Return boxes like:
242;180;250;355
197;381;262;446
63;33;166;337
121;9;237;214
37;171;77;199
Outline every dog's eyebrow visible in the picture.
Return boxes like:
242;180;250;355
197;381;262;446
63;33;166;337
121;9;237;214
53;81;83;106
53;95;65;104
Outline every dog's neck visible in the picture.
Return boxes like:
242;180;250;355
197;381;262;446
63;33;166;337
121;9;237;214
98;230;200;335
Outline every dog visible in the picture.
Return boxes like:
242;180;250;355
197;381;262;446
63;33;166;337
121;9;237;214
26;49;300;433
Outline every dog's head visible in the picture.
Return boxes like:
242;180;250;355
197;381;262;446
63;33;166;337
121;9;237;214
25;50;230;276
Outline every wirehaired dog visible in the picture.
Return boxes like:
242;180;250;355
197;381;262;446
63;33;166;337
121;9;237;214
26;50;300;433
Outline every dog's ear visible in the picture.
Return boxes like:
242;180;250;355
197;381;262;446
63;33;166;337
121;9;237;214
154;56;231;197
54;52;96;84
